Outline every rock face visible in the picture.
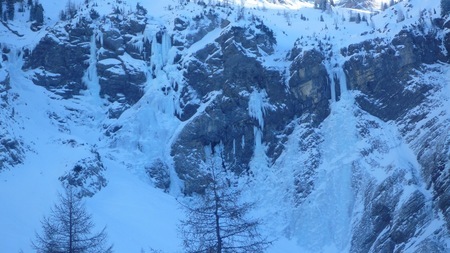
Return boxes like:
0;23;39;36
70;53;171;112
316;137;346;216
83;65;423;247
23;13;151;115
343;28;450;241
341;28;450;252
288;48;330;121
23;26;91;98
344;30;446;121
0;48;24;171
172;21;331;194
20;7;334;195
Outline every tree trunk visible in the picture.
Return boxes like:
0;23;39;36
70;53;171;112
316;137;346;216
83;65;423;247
69;191;74;253
213;172;222;253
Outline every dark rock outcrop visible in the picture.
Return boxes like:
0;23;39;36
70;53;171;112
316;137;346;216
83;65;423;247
23;14;151;115
0;66;10;93
59;149;108;198
288;48;330;121
344;30;446;121
172;22;331;194
23;25;91;98
97;57;146;105
0;137;24;171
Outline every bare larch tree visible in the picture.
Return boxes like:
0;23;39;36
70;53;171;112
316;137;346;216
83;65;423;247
32;187;113;253
179;157;270;253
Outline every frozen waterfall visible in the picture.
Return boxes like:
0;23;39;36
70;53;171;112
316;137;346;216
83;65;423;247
295;60;356;253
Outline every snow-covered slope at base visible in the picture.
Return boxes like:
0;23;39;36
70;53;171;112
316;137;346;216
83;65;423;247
0;51;182;252
85;161;181;253
0;156;182;252
0;144;183;253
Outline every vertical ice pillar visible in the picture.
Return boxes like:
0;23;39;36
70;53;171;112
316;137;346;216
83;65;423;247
83;33;101;103
326;60;348;103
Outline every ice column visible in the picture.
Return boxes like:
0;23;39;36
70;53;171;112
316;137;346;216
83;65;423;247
83;33;101;103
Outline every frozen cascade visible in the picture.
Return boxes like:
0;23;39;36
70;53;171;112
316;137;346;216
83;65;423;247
105;24;184;195
147;29;180;116
248;89;274;160
118;27;188;195
248;89;271;131
295;61;356;252
82;33;102;104
151;30;172;73
325;59;348;102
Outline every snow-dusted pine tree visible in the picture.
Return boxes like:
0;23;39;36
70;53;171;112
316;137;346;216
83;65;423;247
32;187;113;253
0;0;3;20
29;1;44;24
6;0;14;20
314;0;328;10
179;154;269;253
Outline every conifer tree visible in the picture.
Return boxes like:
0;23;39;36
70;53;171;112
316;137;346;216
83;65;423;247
18;0;24;12
32;187;113;253
442;0;450;17
355;12;361;23
179;153;270;253
29;0;44;24
6;0;14;20
0;0;3;20
314;0;328;10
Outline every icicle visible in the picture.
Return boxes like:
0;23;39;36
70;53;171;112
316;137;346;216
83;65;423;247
232;139;236;155
96;29;104;47
150;28;172;74
248;89;271;130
